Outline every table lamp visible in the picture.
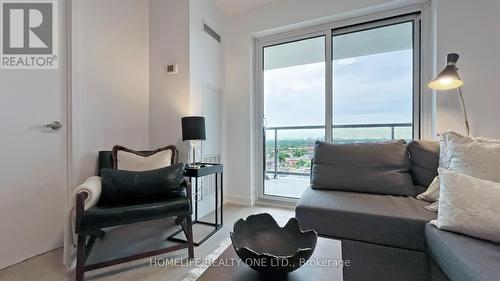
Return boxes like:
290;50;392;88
428;53;470;135
182;116;206;168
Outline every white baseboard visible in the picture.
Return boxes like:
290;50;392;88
255;199;296;210
224;194;254;206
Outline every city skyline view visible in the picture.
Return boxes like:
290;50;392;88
264;50;413;141
264;49;413;128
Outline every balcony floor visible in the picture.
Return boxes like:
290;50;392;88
264;174;310;198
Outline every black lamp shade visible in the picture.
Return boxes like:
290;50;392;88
182;116;206;141
428;53;464;90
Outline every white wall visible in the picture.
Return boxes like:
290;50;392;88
189;0;225;217
74;0;150;183
73;0;226;181
148;0;191;156
75;0;225;180
189;0;224;115
148;0;225;162
148;0;225;217
433;0;500;138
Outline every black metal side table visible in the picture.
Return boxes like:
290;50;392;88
168;163;223;246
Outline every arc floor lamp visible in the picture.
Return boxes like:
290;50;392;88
428;53;470;136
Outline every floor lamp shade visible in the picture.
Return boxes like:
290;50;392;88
428;53;464;90
182;116;206;141
427;52;470;135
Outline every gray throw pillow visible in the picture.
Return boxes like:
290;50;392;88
311;140;415;196
408;140;440;187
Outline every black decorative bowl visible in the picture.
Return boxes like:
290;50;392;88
230;213;317;274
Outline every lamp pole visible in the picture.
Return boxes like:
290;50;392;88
457;87;470;136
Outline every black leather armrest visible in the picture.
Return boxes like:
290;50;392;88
184;180;192;201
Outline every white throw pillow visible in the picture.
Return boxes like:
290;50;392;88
113;145;174;171
424;201;439;212
439;131;500;173
417;176;440;203
446;133;500;182
430;168;500;243
416;176;440;213
423;132;500;212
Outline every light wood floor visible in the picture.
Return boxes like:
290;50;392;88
0;204;295;281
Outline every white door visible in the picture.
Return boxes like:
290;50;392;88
0;0;67;268
195;84;222;219
202;84;222;160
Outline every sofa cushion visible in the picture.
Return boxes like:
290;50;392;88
426;224;500;281
408;140;439;187
77;198;191;234
342;239;430;281
311;140;415;196
296;187;436;251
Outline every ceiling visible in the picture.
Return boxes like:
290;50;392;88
214;0;282;15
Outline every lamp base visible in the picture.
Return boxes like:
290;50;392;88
187;163;201;169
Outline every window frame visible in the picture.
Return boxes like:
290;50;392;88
254;8;430;204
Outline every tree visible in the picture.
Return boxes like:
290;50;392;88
293;148;307;157
278;150;288;163
296;159;309;168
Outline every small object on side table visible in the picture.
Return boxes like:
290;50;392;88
168;163;223;246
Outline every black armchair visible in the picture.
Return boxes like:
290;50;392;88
74;150;194;281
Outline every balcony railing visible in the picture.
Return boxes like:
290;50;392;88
265;123;412;178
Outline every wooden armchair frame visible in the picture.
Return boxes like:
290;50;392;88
74;181;194;281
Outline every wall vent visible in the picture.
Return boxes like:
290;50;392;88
203;23;221;43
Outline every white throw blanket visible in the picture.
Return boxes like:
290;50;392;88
63;176;102;269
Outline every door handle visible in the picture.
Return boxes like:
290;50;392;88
43;121;63;130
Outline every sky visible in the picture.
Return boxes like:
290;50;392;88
264;49;414;132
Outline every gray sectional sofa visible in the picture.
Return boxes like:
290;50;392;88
295;140;500;281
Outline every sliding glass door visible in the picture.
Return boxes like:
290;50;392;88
260;14;421;200
263;36;325;198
